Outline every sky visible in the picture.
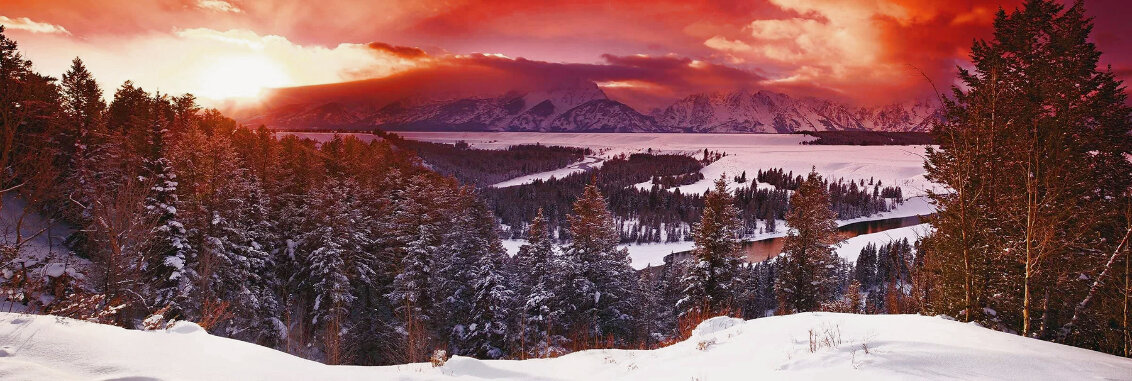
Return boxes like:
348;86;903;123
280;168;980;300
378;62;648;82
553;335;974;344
1;0;1129;111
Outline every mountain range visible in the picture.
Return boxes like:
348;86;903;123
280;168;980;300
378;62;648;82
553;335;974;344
237;80;940;133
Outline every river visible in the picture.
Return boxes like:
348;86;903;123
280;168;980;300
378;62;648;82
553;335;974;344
667;215;928;264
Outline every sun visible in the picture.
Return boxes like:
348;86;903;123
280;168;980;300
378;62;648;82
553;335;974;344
195;55;291;100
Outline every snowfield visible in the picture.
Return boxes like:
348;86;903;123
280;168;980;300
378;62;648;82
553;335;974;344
492;156;604;188
2;312;1130;380
396;132;939;197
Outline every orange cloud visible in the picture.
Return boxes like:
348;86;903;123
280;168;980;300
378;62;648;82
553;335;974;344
1;0;1128;107
0;15;69;34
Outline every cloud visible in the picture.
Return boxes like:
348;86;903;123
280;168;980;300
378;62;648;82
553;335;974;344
13;27;429;103
366;42;428;59
3;0;1128;106
698;0;1037;103
254;52;769;112
196;0;243;14
0;15;69;35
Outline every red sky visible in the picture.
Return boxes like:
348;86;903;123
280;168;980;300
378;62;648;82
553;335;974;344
1;0;1129;110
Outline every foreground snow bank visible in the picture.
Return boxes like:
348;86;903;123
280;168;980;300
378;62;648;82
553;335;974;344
2;312;1130;380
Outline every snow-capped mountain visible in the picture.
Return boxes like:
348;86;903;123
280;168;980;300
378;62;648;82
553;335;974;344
654;89;940;133
245;80;667;132
241;82;939;133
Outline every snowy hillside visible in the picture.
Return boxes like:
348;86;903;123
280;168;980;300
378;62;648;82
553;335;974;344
245;81;939;133
2;312;1129;380
655;90;939;133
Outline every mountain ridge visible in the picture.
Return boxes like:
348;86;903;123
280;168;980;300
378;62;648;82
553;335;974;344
237;80;941;133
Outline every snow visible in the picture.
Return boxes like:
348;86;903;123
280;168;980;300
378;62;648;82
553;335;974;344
500;239;528;257
690;316;745;337
397;132;938;196
619;241;696;269
0;195;86;283
835;223;935;262
492;156;604;188
3;311;1130;380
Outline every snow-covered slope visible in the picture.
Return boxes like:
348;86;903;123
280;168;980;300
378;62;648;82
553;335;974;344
2;312;1129;380
655;89;939;133
244;81;939;133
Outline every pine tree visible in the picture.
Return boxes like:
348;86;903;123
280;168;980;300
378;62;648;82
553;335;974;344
923;0;1132;349
562;183;639;348
58;58;106;223
458;234;516;359
442;195;516;358
514;209;565;357
305;178;374;364
775;168;841;313
387;223;438;363
855;243;878;291
763;209;777;234
678;175;743;318
144;116;194;317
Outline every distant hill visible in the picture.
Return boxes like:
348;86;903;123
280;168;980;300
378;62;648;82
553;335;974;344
234;78;941;133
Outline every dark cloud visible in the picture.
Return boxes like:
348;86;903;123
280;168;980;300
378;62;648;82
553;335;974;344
366;42;428;59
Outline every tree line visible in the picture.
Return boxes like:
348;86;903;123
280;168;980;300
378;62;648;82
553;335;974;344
489;160;903;243
376;130;590;187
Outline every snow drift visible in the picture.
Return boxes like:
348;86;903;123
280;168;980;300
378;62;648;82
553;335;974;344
2;311;1130;380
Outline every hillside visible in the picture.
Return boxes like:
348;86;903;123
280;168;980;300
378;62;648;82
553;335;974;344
2;312;1129;380
236;79;939;133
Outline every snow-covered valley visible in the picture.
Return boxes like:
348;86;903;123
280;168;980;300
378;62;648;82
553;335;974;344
398;132;938;197
390;131;938;268
2;311;1128;381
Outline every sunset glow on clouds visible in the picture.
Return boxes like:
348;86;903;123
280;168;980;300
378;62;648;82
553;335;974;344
0;0;1128;108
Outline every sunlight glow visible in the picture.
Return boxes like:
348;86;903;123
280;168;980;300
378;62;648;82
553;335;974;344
195;55;291;99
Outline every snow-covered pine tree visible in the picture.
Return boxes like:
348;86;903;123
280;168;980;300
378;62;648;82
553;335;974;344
678;175;743;319
634;265;662;348
775;168;841;313
57;58;105;203
653;258;684;341
387;223;439;363
855;243;878;291
58;58;110;254
561;183;639;348
922;1;1132;348
140;102;195;319
514;209;566;357
305;178;373;364
455;201;516;358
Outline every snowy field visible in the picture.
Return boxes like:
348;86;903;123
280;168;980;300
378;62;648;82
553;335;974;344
492;156;604;188
3;311;1129;380
396;132;939;197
